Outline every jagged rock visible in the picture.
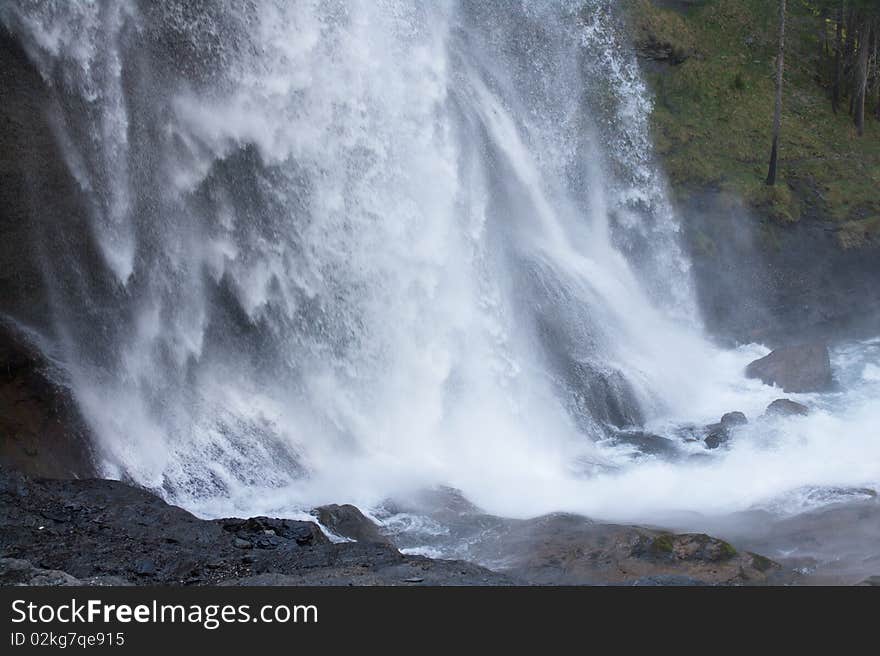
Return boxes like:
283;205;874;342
720;411;748;427
311;504;393;545
0;472;509;586
220;516;329;547
610;430;679;458
765;398;810;417
562;361;645;430
704;411;748;449
704;428;727;450
745;343;833;393
0;557;79;586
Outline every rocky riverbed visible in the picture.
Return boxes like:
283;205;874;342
1;467;800;586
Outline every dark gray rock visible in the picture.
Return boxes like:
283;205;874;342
704;427;728;450
0;557;79;586
720;411;748;427
0;471;510;586
745;343;833;393
134;559;156;575
610;430;679;458
765;398;810;417
562;362;645;430
704;411;748;449
311;504;393;545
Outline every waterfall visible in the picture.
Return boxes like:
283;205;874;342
0;0;708;511
5;0;875;522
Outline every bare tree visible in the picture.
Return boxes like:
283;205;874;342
832;0;845;114
855;17;870;135
767;0;786;186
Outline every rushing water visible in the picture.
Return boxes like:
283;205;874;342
2;0;877;540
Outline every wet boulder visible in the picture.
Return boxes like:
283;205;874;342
765;398;810;417
720;411;748;427
704;411;748;450
745;343;833;393
311;504;393;545
0;558;79;586
465;513;783;585
220;516;329;547
609;430;679;458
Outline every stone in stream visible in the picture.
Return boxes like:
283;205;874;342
720;411;748;427
765;398;810;417
704;411;748;450
311;504;393;545
745;342;833;393
610;430;679;458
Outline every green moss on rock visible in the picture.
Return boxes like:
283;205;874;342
750;553;775;572
719;540;738;559
652;533;676;553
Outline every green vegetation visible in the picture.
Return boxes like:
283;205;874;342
626;0;880;243
719;540;738;559
750;552;776;572
651;533;676;553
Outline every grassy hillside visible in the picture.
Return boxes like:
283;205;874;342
626;0;880;248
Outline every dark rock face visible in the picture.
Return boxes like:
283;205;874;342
609;430;679;458
311;504;392;545
720;411;748;427
0;470;512;586
0;321;96;479
704;411;748;450
745;343;833;393
703;428;727;450
678;191;880;346
765;398;810;417
0;557;79;586
564;362;644;430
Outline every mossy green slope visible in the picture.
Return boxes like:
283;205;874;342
627;0;880;244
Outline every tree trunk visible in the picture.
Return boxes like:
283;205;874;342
832;1;844;113
873;18;880;121
845;5;857;115
855;19;870;136
767;0;786;186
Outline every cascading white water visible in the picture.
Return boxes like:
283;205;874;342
2;0;877;527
